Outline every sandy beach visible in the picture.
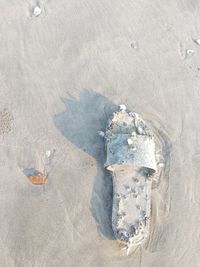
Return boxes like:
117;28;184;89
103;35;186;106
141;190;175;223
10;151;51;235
0;0;200;266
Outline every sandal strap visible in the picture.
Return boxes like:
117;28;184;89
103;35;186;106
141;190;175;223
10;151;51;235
105;133;157;173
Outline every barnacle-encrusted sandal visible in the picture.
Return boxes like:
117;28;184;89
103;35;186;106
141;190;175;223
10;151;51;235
104;105;157;254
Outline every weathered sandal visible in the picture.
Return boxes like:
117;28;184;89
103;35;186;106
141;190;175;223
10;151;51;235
104;105;157;253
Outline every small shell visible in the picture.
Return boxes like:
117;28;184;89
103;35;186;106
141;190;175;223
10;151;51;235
115;193;121;198
133;113;139;123
120;245;128;251
127;138;133;145
158;162;164;167
131;131;137;137
131;146;137;151
140;185;145;191
135;229;139;235
185;49;194;57
129;112;135;117
125;185;131;192
137;126;143;134
140;210;146;218
119;104;127;111
122;194;127;200
118;211;126;217
32;6;42;17
98;131;105;137
46;150;51;157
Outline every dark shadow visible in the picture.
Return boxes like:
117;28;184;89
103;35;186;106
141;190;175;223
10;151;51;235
54;89;118;239
23;168;39;176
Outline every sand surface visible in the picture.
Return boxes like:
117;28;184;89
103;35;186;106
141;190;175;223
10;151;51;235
0;0;200;266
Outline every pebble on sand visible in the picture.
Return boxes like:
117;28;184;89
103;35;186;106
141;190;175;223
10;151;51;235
32;6;42;17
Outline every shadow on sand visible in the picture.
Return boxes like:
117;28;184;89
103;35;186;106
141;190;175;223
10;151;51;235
53;89;118;239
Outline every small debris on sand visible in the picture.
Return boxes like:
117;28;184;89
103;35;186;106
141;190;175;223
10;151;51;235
32;6;42;17
193;38;200;46
127;138;133;145
185;49;194;58
119;104;127;111
27;172;46;185
158;162;165;167
130;40;138;49
179;43;194;59
98;131;105;137
46;150;51;157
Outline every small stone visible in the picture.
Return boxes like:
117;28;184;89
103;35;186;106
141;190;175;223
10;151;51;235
32;6;42;17
119;104;127;111
126;246;130;256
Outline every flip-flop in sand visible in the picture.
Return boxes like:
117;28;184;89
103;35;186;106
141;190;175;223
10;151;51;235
104;105;157;254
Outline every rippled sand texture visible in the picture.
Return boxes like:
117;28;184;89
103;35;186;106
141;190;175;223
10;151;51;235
0;0;200;266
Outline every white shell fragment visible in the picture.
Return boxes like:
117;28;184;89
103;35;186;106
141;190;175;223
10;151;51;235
46;150;51;157
185;49;194;57
105;108;157;254
32;6;42;17
137;126;143;134
127;138;133;145
158;162;164;167
119;104;127;111
193;38;200;45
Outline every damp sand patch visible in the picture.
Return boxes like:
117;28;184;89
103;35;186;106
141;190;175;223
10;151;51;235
0;109;13;135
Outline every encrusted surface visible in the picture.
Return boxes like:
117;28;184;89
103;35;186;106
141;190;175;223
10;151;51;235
105;109;157;253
